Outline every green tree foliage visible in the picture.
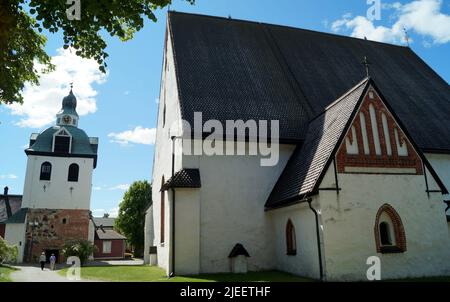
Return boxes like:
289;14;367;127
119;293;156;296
0;0;194;104
115;180;152;257
62;239;97;265
0;237;18;264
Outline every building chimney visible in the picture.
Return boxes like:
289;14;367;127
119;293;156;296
4;186;12;219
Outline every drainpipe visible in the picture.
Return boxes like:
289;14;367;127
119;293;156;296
308;199;324;281
169;136;177;277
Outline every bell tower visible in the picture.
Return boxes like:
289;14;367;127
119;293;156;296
18;88;99;262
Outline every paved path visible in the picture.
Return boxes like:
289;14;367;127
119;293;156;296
10;264;93;282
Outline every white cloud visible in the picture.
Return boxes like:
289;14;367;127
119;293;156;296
0;174;18;179
108;184;130;191
331;0;450;45
93;186;102;191
92;208;105;214
108;126;156;145
109;207;120;218
7;48;107;128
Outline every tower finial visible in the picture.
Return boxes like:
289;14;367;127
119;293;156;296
362;56;371;78
70;81;73;91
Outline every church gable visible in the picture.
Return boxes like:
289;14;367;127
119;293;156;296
336;85;423;175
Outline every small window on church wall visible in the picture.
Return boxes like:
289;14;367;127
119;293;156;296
379;222;392;245
54;135;71;153
286;219;297;255
40;162;52;181
374;204;406;254
68;163;79;182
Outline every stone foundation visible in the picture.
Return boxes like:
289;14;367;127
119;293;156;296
24;208;90;263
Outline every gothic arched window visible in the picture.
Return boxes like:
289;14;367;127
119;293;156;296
40;162;52;181
68;163;79;182
286;219;297;255
374;204;406;253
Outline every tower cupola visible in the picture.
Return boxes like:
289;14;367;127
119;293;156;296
57;88;79;127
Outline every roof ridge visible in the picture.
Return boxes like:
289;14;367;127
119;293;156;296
325;77;370;110
168;11;409;49
308;77;370;123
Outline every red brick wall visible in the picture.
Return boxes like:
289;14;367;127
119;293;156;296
25;209;90;263
0;224;5;238
94;239;125;259
336;88;423;174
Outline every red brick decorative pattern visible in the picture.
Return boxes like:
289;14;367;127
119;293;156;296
336;89;423;174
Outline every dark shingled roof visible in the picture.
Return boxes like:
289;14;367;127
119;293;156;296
266;78;448;209
4;208;28;224
228;243;250;258
93;217;115;229
161;169;201;191
168;12;450;151
266;79;370;208
95;229;126;240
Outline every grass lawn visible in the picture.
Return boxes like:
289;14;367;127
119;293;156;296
0;265;18;282
58;265;312;282
386;276;450;282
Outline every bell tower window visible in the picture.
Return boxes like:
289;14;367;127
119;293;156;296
53;128;72;153
68;163;79;182
40;162;52;181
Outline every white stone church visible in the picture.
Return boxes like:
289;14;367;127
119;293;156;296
144;12;450;281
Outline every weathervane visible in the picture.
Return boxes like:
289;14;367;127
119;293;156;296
403;27;410;47
70;81;74;91
362;56;371;77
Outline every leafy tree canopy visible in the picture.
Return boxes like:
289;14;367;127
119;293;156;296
115;180;152;257
0;0;194;104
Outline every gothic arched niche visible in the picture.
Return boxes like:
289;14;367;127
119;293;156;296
374;204;407;254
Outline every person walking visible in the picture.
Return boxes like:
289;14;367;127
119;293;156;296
49;253;56;270
39;252;46;271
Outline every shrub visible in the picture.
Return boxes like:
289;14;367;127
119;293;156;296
124;252;133;259
0;237;18;264
62;239;97;265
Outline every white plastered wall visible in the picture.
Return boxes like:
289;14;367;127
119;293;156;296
22;155;93;210
150;25;183;275
318;160;450;281
5;222;27;263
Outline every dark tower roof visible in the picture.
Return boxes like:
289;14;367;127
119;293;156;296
59;89;79;117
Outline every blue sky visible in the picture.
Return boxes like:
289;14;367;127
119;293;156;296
0;0;449;217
